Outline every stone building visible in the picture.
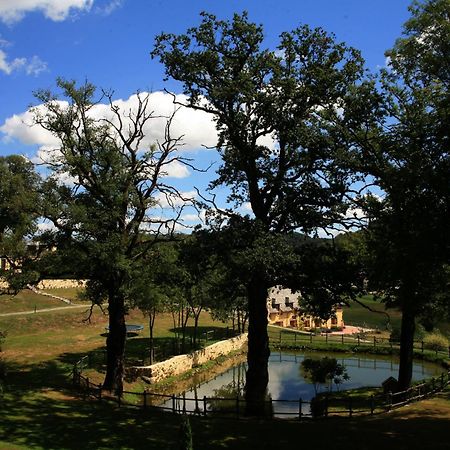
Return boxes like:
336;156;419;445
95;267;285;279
267;286;344;331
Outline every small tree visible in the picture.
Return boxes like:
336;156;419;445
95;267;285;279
179;414;193;450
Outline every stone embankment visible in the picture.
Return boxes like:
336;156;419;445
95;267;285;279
128;333;248;383
36;279;87;289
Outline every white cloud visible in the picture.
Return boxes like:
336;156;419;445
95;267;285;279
0;0;94;24
155;190;197;208
25;55;48;76
1;102;64;146
37;221;56;233
162;160;190;179
0;49;48;76
0;92;218;163
0;49;26;74
95;0;122;16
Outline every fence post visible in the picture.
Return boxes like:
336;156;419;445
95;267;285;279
298;398;302;420
373;336;376;348
279;331;282;345
388;392;392;411
370;395;374;415
98;387;102;402
203;396;207;416
421;341;424;353
357;335;360;346
342;334;344;345
236;396;240;418
325;333;328;344
294;333;297;345
348;397;352;418
310;333;313;344
172;394;176;414
117;392;121;408
143;391;147;409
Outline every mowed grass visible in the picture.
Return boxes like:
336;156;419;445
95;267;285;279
39;287;87;301
344;295;450;337
0;290;73;314
1;290;450;449
343;295;402;331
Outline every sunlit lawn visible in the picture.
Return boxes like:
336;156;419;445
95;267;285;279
1;289;450;449
0;290;73;314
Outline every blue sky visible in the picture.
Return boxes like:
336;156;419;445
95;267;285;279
0;0;412;225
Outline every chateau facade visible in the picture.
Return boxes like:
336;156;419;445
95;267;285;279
267;286;344;331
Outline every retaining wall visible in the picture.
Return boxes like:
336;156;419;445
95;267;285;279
128;333;248;383
36;279;87;289
0;278;86;290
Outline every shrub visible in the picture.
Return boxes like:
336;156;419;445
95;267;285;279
423;332;449;352
179;414;193;450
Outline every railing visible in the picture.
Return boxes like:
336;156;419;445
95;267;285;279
71;355;450;420
268;327;450;359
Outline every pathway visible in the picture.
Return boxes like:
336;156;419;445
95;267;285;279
0;304;87;317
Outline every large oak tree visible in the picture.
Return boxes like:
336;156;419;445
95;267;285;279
152;12;370;413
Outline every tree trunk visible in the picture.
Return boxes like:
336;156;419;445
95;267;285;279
181;304;190;353
149;310;155;365
245;275;271;416
103;290;126;394
397;305;416;391
193;308;202;347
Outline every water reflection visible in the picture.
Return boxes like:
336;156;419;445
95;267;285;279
162;350;441;417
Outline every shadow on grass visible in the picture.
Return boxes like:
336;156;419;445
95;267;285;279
2;354;450;450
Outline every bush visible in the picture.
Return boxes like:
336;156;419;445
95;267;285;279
179;414;193;450
423;332;449;352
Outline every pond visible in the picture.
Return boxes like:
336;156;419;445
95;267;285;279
163;350;443;417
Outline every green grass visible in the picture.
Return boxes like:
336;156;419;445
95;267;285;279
0;290;73;314
1;291;450;449
343;295;402;331
39;287;87;301
343;295;450;338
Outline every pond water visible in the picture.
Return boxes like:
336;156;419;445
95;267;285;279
163;350;442;417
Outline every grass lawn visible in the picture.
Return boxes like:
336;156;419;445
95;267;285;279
1;291;450;449
39;287;87;302
0;290;74;314
343;295;402;332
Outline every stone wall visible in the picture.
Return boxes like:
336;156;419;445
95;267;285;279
0;278;86;290
128;333;248;383
37;279;87;290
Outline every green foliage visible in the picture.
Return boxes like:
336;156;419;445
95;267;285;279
179;414;193;450
0;155;41;293
343;0;450;388
423;332;449;352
